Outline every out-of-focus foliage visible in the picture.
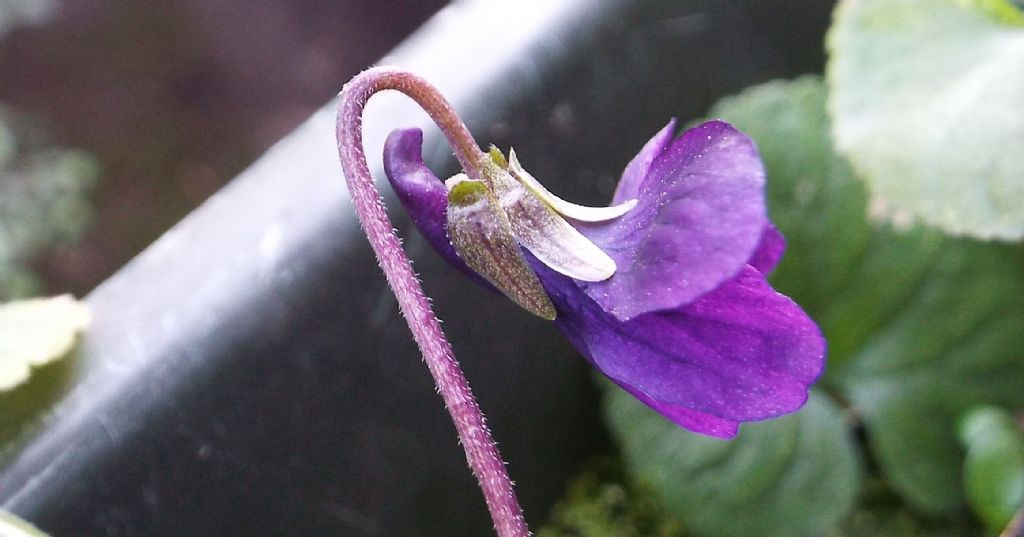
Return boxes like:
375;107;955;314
606;389;859;537
0;1;95;461
958;0;1024;23
0;113;94;456
537;461;974;537
0;110;99;300
828;480;976;537
1;1;98;299
828;0;1024;240
0;294;89;391
959;407;1024;532
714;76;1024;517
597;74;1024;536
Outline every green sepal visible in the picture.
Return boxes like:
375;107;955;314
487;145;508;168
479;150;617;282
446;175;557;320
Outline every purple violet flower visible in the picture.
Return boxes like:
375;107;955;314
382;119;825;439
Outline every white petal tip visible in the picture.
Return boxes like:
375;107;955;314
535;242;617;283
562;198;638;222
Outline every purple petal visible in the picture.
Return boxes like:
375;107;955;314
540;259;824;423
383;127;825;437
749;223;786;275
383;128;491;287
578;121;769;321
546;291;738;438
615;380;740;439
612;119;677;205
383;129;452;258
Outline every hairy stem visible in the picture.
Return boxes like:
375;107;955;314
335;67;530;537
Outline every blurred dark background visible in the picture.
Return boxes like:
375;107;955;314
0;0;830;299
0;0;447;296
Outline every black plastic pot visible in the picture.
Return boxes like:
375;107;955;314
0;1;832;535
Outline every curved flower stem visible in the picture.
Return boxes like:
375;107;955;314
335;67;530;537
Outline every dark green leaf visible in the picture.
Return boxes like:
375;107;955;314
605;389;860;537
711;77;1024;515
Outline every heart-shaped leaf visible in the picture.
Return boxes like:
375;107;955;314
713;76;1024;515
606;388;860;537
828;0;1024;240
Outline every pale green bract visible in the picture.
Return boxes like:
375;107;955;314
0;295;89;391
828;0;1024;240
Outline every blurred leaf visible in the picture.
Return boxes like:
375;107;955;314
711;77;1024;515
829;479;976;537
955;0;1024;25
0;509;48;537
959;407;1024;532
0;111;99;299
828;0;1024;240
539;458;975;537
0;295;89;392
605;389;860;537
832;512;971;537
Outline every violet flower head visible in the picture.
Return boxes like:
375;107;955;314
383;120;825;439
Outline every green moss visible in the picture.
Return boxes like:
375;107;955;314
537;458;688;537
